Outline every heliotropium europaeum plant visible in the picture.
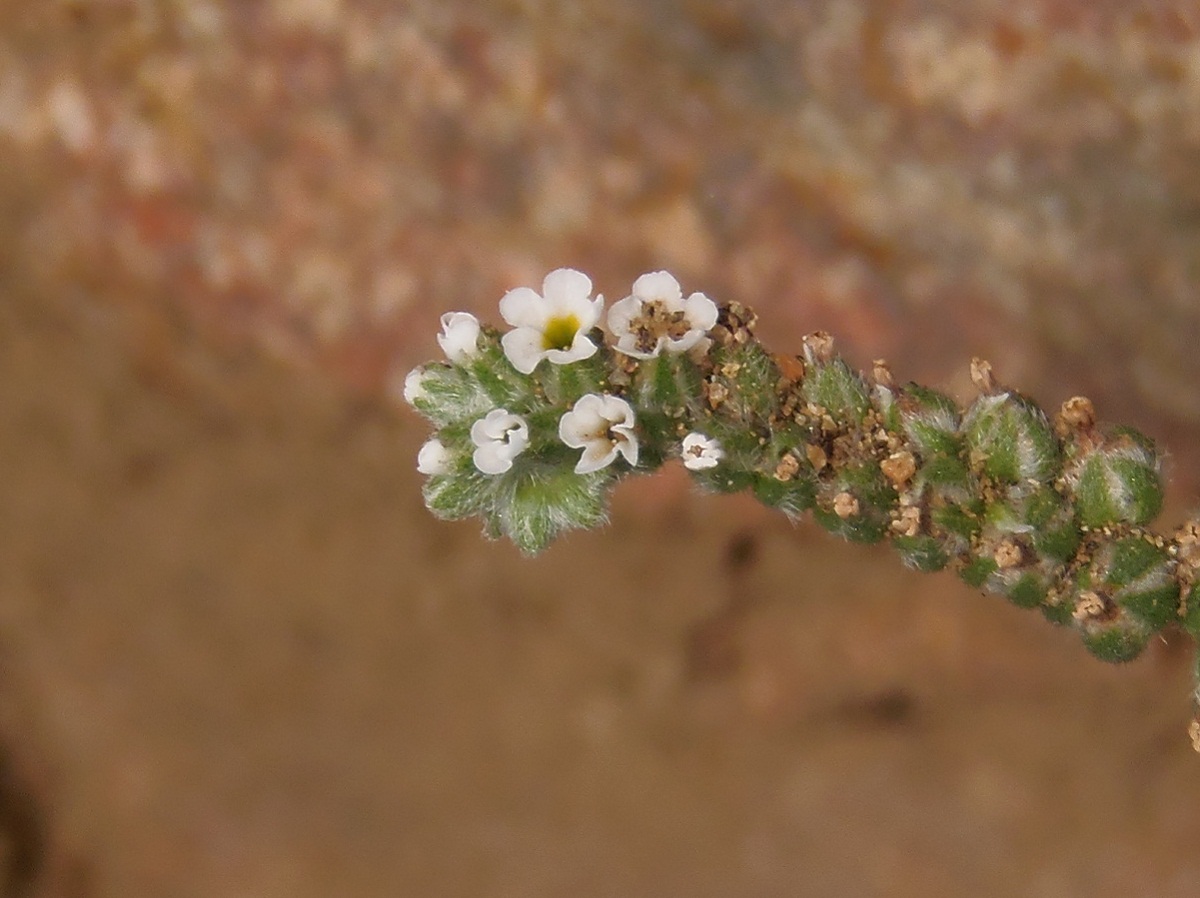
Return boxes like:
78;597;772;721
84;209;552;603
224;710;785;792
402;267;1200;751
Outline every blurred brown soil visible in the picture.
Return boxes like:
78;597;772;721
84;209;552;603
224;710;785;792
1;263;1199;897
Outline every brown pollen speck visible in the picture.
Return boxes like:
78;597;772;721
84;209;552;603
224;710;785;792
803;331;835;364
775;354;806;383
1072;590;1112;623
871;359;894;388
705;380;729;409
833;492;859;518
1174;520;1200;568
805;443;827;471
993;538;1024;569
1189;718;1200;753
970;357;997;394
880;450;916;488
774;454;800;482
891;505;921;537
1057;396;1096;434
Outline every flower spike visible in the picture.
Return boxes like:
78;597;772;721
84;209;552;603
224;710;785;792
403;268;1200;750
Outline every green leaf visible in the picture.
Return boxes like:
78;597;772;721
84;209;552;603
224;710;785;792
423;471;494;520
963;393;1059;483
499;468;611;555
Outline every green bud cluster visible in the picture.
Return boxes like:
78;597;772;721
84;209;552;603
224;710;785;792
405;271;1200;749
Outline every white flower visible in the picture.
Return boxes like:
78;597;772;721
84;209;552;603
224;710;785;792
470;409;529;475
437;312;481;363
607;270;719;359
558;393;638;474
402;367;427;406
417;438;452;475
499;268;604;375
681;432;723;471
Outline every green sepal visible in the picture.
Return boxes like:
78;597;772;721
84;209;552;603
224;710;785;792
920;456;972;491
802;359;871;421
471;327;530;406
490;467;612;555
897;385;962;457
633;409;682;469
423;470;494;521
1006;573;1047;609
873;385;901;432
408;363;495;427
894;535;950;572
646;354;685;414
695;467;757;494
1083;537;1179;629
1106;537;1166;586
710;342;781;424
1072;432;1164;528
1023;488;1080;561
1041;599;1075;626
1079;614;1152;663
963;392;1060;484
1184;583;1200;637
811;460;894;544
1120;583;1180;630
930;503;980;541
752;475;816;518
959;556;998;589
813;507;889;543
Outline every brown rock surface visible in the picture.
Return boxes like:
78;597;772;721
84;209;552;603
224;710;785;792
2;2;1200;896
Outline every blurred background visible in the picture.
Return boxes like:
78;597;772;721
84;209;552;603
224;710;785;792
2;1;1200;895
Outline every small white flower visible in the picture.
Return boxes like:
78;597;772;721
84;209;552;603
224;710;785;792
607;270;719;359
417;438;453;475
499;268;604;375
437;312;481;363
402;367;427;406
681;432;723;471
558;393;638;474
470;409;529;475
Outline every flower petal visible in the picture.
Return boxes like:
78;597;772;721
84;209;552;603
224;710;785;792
575;442;617;474
501;327;546;375
606;294;640;336
470;413;494;446
631;270;682;304
402;367;427;405
683;291;719;331
545;332;598;366
598;394;635;427
558;397;604;448
541;268;592;308
473;443;514;475
499;286;548;329
505;419;530;456
417;438;452;475
437;312;481;363
665;331;703;354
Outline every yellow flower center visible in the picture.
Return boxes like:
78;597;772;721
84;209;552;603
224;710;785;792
542;314;580;351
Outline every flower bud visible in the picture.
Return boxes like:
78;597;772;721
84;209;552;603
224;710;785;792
811;460;892;543
1077;609;1153;663
403;362;492;427
1067;427;1163;528
800;358;871;421
962;392;1060;485
896;385;962;458
1069;535;1179;660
